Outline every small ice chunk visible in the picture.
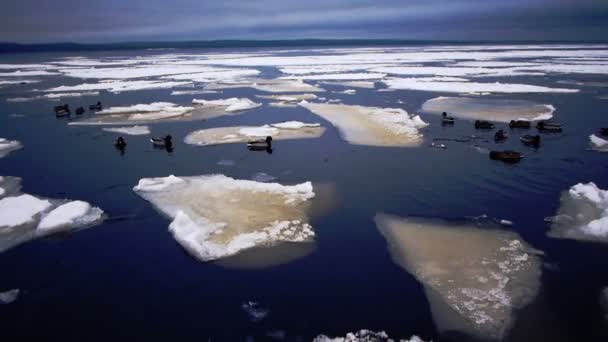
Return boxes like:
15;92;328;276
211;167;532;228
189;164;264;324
500;220;514;226
103;125;151;136
37;200;104;236
241;301;270;322
0;194;52;228
133;175;185;192
336;89;357;95
0;138;23;158
192;97;261;112
0;289;19;304
548;182;608;241
590;134;608;152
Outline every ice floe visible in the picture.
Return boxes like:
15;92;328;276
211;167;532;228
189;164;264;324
590;134;608;152
375;214;542;340
299;102;427;147
184;122;325;146
422;96;555;122
133;174;316;261
37;201;104;236
335;89;357;95
256;93;318;102
46;80;191;93
0;138;23;158
103;125;151;136
0;70;58;77
383;78;578;94
313;330;425;342
160;68;260;82
0;289;19;304
281;73;386;81
7;91;100;102
0;177;105;252
207;78;324;93
170;89;220;95
320;81;376;89
192;97;261;112
547;182;608;242
96;102;194;121
279;63;394;75
59;65;248;79
0;79;40;86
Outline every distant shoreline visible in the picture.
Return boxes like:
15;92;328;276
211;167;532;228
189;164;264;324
1;39;607;54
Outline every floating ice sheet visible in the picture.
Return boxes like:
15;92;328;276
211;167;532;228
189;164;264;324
383;78;578;94
206;78;325;93
0;70;58;77
184;122;325;146
300;102;427;147
319;81;376;89
0;138;23;158
256;93;318;102
375;214;542;340
103;125;151;136
547;182;608;241
133;174;316;262
281;73;385;81
192;97;261;112
422;96;555;122
0;177;105;252
46;80;192;93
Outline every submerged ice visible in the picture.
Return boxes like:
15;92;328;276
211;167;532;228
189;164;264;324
547;182;608;241
133;175;316;261
375;214;541;340
422;97;555;122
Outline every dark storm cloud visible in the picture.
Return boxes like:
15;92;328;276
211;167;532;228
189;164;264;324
1;0;607;43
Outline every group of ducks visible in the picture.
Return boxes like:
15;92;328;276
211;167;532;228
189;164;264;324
53;102;102;117
440;112;566;163
114;135;174;154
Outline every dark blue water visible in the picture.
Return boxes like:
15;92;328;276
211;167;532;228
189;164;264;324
1;48;608;342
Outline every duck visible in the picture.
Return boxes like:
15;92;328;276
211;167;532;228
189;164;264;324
520;134;541;146
475;120;495;129
489;150;523;163
536;121;562;133
75;107;85;115
151;135;173;148
494;129;508;142
114;136;127;149
247;136;273;151
509;120;531;129
441;112;455;125
54;104;70;117
89;101;102;111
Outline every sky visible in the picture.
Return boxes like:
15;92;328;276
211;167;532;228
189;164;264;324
2;0;608;43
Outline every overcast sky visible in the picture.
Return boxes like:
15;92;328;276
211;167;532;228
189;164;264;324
2;0;608;43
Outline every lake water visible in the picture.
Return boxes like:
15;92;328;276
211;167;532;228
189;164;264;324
1;44;608;341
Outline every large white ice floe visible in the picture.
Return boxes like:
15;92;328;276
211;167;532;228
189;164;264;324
299;102;427;147
103;125;151;136
192;97;261;112
0;138;23;158
184;122;325;146
206;78;325;93
0;70;58;77
96;102;194;121
422;96;555;122
279;63;394;75
383;78;579;94
58;65;251;79
37;201;104;236
281;73;386;81
546;182;608;242
160;68;260;82
375;214;542;340
133;174;316;261
313;330;426;342
45;80;192;93
590;134;608;152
